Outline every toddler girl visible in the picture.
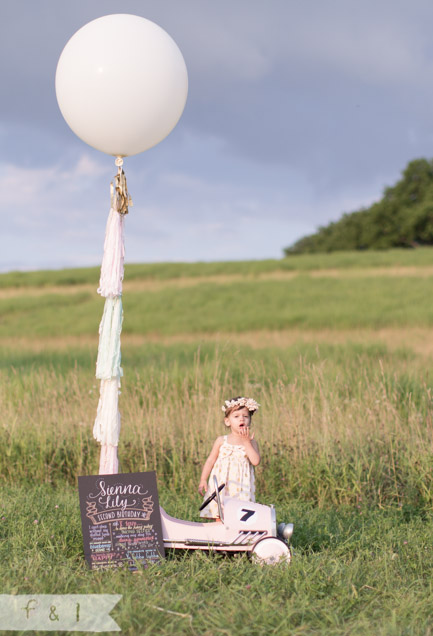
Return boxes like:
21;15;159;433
198;396;261;519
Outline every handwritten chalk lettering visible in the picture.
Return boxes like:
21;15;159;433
89;480;147;498
96;512;116;522
89;526;110;537
88;480;148;511
126;550;145;557
116;509;143;518
91;552;117;561
93;562;120;571
87;506;154;525
78;472;165;570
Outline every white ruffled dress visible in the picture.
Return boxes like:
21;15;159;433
200;435;255;519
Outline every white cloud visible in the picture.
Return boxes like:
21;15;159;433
1;164;57;206
0;154;109;209
73;155;109;179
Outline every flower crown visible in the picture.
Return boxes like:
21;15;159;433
221;397;260;414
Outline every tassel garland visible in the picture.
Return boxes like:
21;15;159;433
93;159;131;475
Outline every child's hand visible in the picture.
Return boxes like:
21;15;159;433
238;429;260;466
198;479;208;495
239;428;255;443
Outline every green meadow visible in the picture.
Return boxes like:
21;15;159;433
2;249;433;634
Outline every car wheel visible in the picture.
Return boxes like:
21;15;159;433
251;537;291;565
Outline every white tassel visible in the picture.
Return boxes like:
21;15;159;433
96;297;123;380
97;202;125;298
93;377;121;446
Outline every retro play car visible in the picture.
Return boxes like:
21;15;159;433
160;477;293;565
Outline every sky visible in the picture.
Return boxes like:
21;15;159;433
2;0;433;271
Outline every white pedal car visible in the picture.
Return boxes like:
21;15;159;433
160;477;293;565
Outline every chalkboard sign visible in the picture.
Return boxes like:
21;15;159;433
78;471;165;570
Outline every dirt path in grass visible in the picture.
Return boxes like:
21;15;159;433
1;265;433;299
2;326;433;357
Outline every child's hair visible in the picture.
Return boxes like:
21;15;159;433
221;396;260;418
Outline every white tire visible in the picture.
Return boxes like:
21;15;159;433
251;537;291;565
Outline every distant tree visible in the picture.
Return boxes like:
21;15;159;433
284;159;433;254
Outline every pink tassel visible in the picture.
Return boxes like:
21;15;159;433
99;444;119;475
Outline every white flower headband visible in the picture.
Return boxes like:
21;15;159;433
221;397;260;414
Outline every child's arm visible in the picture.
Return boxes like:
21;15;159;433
240;432;261;466
198;436;224;494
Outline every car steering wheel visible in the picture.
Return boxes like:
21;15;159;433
199;483;225;511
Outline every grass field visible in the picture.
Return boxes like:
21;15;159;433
2;249;433;634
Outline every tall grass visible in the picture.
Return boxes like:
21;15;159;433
3;256;433;634
2;344;433;510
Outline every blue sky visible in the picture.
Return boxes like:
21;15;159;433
2;0;433;270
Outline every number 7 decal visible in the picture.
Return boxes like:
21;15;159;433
240;509;255;522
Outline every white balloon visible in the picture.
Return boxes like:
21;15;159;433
55;14;188;157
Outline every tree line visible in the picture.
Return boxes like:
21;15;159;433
284;159;433;255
